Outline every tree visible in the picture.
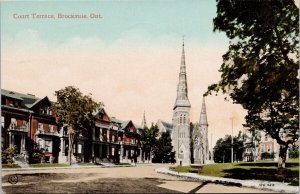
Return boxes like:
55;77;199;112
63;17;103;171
140;123;158;162
206;0;299;168
152;131;174;163
54;86;102;165
213;131;244;163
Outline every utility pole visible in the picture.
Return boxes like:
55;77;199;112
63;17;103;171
230;117;234;163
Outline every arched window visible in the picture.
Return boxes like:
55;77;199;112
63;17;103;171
183;115;186;124
179;115;182;124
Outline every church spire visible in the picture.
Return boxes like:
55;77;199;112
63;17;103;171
141;110;147;128
199;96;208;126
174;39;191;109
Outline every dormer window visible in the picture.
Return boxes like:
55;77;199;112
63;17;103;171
40;106;52;115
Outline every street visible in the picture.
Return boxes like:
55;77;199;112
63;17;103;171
2;165;275;193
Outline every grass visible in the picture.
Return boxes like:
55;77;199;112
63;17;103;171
170;158;299;185
29;163;69;168
169;165;191;173
2;164;21;168
78;163;98;166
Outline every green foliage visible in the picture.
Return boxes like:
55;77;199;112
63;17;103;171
206;0;299;168
2;146;17;164
54;86;103;132
2;164;21;168
31;143;45;164
213;131;244;163
141;124;159;153
152;131;174;163
199;160;299;185
54;86;103;165
288;145;299;158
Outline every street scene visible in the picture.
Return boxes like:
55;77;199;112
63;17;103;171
3;165;275;193
1;0;299;193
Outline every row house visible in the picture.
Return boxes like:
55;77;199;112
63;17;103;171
1;89;60;163
58;108;143;164
2;89;144;164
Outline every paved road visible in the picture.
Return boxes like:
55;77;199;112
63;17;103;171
2;164;275;193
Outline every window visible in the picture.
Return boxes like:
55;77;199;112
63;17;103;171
112;147;115;156
45;140;52;152
1;116;4;128
179;115;182;124
78;144;82;154
10;118;17;129
112;135;115;142
38;123;43;131
183;115;186;124
49;125;54;132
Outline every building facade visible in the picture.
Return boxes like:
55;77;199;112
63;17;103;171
1;89;60;164
172;41;191;165
192;98;209;164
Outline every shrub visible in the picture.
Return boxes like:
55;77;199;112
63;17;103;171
2;146;17;164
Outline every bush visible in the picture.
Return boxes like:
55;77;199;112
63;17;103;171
2;146;17;164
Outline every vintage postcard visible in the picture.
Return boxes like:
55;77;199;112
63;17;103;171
1;0;299;193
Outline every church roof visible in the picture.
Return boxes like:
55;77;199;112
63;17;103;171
199;97;208;126
173;40;191;109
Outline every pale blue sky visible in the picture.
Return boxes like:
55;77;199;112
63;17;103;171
2;0;227;46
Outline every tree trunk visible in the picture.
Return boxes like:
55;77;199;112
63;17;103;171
68;126;75;166
278;144;288;168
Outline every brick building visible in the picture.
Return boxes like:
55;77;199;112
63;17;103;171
1;89;60;163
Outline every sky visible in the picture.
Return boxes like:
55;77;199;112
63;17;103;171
1;0;247;148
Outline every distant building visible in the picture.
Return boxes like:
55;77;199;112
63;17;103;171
243;129;290;162
156;119;173;139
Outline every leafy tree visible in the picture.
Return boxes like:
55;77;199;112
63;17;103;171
206;0;299;168
152;131;174;163
213;131;244;163
140;123;158;162
54;86;102;165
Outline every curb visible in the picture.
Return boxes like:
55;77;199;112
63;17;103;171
2;164;134;172
155;167;299;193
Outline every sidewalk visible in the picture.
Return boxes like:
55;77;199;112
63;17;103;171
155;167;299;193
2;162;162;172
2;164;134;172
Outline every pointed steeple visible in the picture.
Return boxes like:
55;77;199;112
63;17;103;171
174;38;191;109
199;96;208;126
141;110;147;128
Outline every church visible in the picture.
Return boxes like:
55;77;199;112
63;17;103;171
157;40;210;165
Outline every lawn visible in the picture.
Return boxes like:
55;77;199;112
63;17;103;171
170;158;299;186
2;164;21;168
29;163;69;168
78;163;98;166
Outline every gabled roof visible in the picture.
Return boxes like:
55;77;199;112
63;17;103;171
110;117;131;131
26;96;51;109
2;89;41;106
